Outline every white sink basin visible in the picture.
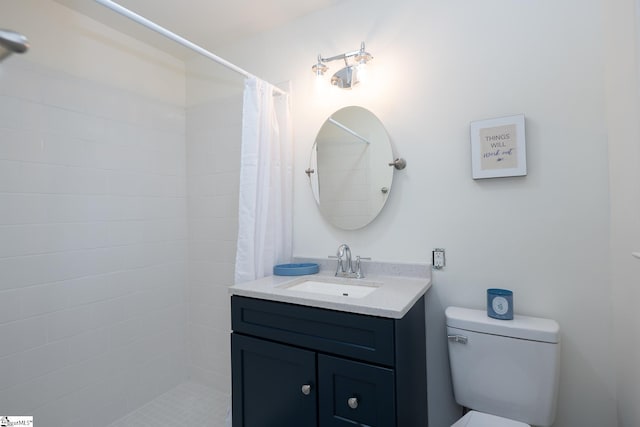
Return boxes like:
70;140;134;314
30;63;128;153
283;278;379;298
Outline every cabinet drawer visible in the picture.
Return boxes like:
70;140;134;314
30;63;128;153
232;296;395;365
319;354;396;427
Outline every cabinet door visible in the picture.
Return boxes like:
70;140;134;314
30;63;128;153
318;354;396;427
232;333;317;427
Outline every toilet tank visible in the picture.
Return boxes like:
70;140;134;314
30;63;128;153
446;307;560;427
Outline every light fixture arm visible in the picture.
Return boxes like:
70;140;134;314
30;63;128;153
317;42;371;66
312;41;373;89
319;49;361;64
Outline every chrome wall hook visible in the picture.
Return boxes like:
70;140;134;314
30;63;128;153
388;158;407;170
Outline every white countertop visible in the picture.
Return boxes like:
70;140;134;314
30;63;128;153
229;264;431;319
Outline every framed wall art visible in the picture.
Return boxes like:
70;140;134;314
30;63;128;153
470;114;526;179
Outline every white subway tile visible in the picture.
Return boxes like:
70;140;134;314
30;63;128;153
0;289;21;324
0;378;39;413
45;305;94;341
86;141;129;170
0;332;105;392
90;297;127;330
106;170;145;196
189;171;239;197
42;133;93;167
0;96;44;131
185;142;215;175
0;160;45;193
19;339;70;380
20;282;68;318
0;353;109;413
188;325;225;373
43;105;106;142
30;392;77;427
0;62;43;102
44;165;110;195
0;250;104;290
0;194;48;225
108;317;143;350
66;329;110;365
188;239;237;264
0;352;22;391
189;302;217;330
0;222;113;259
149;104;186;134
0;128;44;163
41;75;88;112
19;274;130;319
141;219;188;242
0;225;41;258
44;194;92;223
107;221;145;246
0;316;47;358
86;195;136;221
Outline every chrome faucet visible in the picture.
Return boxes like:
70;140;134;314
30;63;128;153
336;244;353;276
331;244;371;278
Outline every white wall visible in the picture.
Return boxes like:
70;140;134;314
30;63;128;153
4;0;185;106
604;0;640;426
214;0;618;425
0;1;188;425
185;57;244;395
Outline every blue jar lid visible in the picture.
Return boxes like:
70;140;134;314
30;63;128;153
273;263;320;276
487;288;513;296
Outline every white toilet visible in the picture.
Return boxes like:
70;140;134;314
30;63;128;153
446;306;560;427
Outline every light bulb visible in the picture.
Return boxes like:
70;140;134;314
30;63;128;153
357;62;368;85
315;72;326;94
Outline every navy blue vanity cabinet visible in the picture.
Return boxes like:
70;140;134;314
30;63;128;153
231;294;428;427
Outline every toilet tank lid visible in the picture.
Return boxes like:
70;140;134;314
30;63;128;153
445;306;560;343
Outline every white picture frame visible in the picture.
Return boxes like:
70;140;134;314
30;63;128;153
470;114;526;179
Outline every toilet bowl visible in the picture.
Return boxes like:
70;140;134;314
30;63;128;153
446;306;560;427
452;410;529;427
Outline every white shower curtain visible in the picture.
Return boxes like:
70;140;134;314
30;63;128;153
234;77;293;284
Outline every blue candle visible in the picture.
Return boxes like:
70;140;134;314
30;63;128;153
487;288;514;320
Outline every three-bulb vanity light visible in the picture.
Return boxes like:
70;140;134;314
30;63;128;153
312;41;373;89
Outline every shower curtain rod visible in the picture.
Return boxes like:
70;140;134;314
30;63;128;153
94;0;287;96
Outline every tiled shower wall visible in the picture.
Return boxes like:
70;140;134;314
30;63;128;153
186;92;242;396
0;61;189;426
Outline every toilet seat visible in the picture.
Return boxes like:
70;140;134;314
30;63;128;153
451;411;530;427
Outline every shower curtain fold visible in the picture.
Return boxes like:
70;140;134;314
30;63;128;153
235;77;293;284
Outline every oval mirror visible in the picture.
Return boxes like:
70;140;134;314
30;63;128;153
308;106;394;230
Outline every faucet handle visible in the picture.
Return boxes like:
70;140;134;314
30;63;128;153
329;254;346;276
354;256;371;279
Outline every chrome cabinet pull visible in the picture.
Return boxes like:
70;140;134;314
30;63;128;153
347;397;358;409
301;384;311;395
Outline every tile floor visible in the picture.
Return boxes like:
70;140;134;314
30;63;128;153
108;381;230;427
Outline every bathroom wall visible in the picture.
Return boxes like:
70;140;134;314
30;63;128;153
0;1;188;425
604;0;640;425
185;57;244;394
212;0;618;425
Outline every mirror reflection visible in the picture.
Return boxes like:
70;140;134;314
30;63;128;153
308;106;394;230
